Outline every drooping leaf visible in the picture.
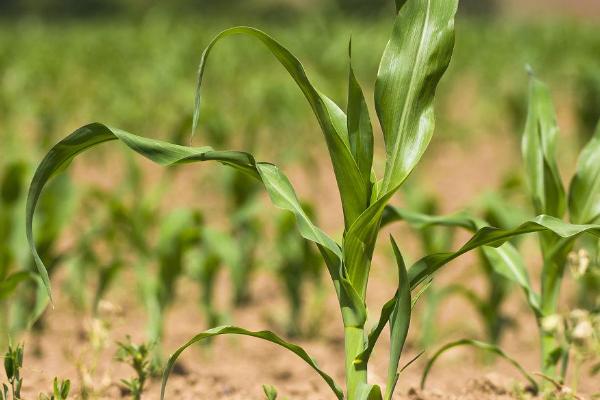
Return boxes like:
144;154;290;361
385;237;411;400
420;339;538;392
194;26;368;228
481;244;541;315
25;123;342;300
569;121;600;224
522;75;565;218
160;326;343;400
375;0;458;195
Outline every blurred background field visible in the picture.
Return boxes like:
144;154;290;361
1;0;600;398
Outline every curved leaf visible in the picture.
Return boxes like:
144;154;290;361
569;121;600;224
408;215;600;289
194;26;368;228
481;244;541;315
376;0;458;195
25;123;341;299
382;206;542;314
522;75;565;218
420;339;538;392
160;325;343;400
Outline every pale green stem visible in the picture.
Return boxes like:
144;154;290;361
344;326;367;400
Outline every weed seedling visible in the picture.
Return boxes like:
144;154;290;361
116;337;155;400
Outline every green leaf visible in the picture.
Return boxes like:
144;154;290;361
375;0;458;195
420;339;538;393
569;121;600;224
160;326;343;400
195;26;368;228
395;0;407;13
407;215;600;289
25;123;342;301
347;40;374;186
522;75;565;217
481;244;541;316
381;205;478;230
356;383;383;400
385;237;411;400
262;385;278;400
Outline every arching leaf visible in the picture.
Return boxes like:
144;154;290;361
194;26;368;228
421;339;538;392
25;123;342;301
160;325;344;400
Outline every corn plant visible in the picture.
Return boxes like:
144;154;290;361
414;75;600;392
24;0;596;398
187;225;239;329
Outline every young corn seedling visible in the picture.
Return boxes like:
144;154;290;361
28;0;597;398
274;203;324;338
412;75;600;392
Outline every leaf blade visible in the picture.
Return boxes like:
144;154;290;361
159;326;343;400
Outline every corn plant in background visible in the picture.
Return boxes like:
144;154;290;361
417;75;600;393
0;155;73;346
225;169;262;306
393;189;456;348
25;0;600;398
274;203;324;338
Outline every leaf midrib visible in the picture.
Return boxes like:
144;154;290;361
382;0;432;195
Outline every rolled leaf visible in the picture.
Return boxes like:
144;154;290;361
347;40;374;186
376;0;458;195
522;75;565;218
160;325;344;400
569;121;600;224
